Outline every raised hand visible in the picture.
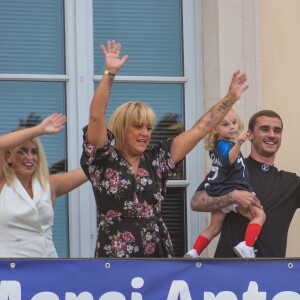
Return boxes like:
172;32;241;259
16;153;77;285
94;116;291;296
40;113;67;134
0;113;67;155
237;132;249;145
227;69;249;103
100;40;129;74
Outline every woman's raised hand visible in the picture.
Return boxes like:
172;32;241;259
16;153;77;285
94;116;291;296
100;40;129;74
40;113;67;135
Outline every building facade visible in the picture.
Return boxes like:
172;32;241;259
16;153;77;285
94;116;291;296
1;0;299;258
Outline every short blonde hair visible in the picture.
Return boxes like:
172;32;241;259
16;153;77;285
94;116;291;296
204;108;244;151
4;136;50;190
107;101;156;150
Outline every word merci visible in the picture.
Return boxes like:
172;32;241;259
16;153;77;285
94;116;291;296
0;280;299;300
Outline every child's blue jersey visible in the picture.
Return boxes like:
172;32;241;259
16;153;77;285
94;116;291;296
199;140;253;196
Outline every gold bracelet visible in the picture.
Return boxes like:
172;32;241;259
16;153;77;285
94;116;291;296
103;70;115;91
104;70;116;76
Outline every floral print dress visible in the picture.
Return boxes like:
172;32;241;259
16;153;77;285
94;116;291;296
81;126;176;258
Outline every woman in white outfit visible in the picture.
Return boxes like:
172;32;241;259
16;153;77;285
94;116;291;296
0;113;87;258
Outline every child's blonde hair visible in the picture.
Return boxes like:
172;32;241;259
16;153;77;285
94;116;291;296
204;108;244;151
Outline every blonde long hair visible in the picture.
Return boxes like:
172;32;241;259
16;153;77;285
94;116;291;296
204;108;244;151
3;136;50;191
107;101;156;151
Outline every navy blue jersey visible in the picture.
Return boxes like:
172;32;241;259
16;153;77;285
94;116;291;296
214;156;300;257
199;140;253;196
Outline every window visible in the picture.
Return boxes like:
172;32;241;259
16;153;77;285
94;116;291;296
0;0;203;258
0;0;69;257
91;0;200;256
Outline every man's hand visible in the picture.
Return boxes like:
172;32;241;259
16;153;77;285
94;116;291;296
229;190;263;217
226;69;249;103
230;190;261;208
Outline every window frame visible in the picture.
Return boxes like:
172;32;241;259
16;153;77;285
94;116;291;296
66;0;205;257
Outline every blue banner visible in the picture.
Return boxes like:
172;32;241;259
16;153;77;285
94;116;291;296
0;258;300;299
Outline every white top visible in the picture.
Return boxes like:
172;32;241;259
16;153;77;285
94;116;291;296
0;177;58;258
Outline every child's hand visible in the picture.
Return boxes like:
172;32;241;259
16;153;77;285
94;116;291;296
237;132;249;145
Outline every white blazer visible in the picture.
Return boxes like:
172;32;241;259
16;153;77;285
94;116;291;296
0;177;58;258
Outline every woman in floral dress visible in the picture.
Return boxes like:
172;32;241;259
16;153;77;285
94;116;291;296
81;39;249;258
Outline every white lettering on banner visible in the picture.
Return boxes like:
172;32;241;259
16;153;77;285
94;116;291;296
243;281;266;300
99;292;125;300
0;281;21;300
31;292;59;300
273;292;300;300
131;276;144;300
1;279;300;300
167;280;192;300
204;281;265;300
204;291;237;300
66;292;94;300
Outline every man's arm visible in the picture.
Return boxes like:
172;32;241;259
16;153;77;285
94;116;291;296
191;189;262;212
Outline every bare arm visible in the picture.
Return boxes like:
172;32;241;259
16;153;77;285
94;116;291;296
190;190;235;212
50;168;88;204
0;113;66;152
0;152;5;190
0;113;66;187
190;189;262;212
228;132;248;164
87;40;129;148
171;70;249;164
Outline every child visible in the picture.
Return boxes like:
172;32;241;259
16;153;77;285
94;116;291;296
185;108;266;258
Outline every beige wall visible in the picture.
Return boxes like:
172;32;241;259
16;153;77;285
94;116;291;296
202;0;262;257
261;0;300;256
201;0;300;257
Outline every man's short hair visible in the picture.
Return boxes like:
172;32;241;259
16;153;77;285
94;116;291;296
248;110;283;132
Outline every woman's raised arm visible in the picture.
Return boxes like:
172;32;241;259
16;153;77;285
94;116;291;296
87;40;128;148
171;70;249;164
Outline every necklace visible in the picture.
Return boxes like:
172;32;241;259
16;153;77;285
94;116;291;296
134;155;141;162
129;156;140;165
121;152;141;166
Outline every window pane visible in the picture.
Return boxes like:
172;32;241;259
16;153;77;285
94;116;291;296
0;0;65;74
105;83;184;125
93;0;183;76
0;81;68;257
93;0;187;257
163;188;186;257
95;82;185;179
